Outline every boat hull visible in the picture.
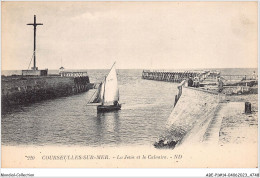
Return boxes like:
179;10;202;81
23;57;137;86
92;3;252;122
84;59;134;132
97;104;121;112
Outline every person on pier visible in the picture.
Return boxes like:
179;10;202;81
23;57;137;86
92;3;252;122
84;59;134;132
252;71;257;80
193;77;200;88
217;77;224;92
188;76;193;87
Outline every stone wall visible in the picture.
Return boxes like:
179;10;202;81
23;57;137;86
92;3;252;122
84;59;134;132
1;76;92;111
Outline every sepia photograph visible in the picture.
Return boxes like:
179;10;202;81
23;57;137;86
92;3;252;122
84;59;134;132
1;1;259;176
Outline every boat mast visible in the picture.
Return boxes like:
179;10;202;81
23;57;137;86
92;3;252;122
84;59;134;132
110;61;116;71
102;76;106;105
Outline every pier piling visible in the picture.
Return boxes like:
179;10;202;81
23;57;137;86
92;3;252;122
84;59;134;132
142;70;212;83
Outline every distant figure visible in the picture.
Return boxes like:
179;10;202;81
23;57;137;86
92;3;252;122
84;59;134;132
242;75;247;81
188;77;193;87
193;77;200;88
218;77;223;92
252;71;257;80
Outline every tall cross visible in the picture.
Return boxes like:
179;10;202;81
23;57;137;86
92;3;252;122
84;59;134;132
27;15;43;70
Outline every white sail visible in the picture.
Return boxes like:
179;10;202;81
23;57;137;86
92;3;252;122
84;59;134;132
88;81;105;104
103;64;119;105
100;81;105;103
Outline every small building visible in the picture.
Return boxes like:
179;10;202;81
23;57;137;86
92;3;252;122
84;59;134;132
59;66;65;74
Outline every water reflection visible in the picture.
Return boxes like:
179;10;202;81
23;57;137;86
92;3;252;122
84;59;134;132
95;111;121;145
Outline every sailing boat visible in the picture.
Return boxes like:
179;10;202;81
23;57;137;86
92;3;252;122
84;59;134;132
88;62;121;112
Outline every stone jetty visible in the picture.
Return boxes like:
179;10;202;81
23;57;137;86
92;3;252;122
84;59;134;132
1;73;94;111
151;69;258;149
1;15;96;111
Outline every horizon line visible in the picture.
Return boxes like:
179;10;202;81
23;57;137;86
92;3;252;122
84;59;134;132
1;67;258;71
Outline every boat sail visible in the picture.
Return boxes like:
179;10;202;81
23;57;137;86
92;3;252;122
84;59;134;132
88;62;121;112
88;81;105;104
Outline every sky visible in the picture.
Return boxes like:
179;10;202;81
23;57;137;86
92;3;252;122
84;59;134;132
1;2;258;70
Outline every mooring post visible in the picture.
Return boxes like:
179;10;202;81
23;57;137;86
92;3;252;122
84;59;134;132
245;102;252;114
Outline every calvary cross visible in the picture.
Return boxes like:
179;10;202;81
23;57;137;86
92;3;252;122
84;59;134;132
27;15;43;70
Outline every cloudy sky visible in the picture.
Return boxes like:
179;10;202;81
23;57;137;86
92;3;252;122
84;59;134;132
2;2;258;70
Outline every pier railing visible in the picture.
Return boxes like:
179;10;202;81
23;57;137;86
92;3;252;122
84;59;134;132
142;70;217;83
221;75;257;81
142;70;257;84
174;80;186;107
60;72;88;78
142;70;258;96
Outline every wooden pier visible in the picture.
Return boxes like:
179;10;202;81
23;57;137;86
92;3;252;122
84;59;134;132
142;70;219;83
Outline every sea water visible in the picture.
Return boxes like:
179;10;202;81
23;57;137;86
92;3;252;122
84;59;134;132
1;68;256;146
1;69;178;146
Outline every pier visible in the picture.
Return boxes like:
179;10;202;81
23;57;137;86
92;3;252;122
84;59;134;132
1;73;94;111
142;70;257;83
1;15;96;111
142;70;258;96
141;70;219;83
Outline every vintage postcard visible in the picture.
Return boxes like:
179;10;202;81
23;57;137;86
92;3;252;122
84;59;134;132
1;1;258;175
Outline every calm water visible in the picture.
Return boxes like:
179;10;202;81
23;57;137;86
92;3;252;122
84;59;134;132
1;69;178;146
1;68;257;146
